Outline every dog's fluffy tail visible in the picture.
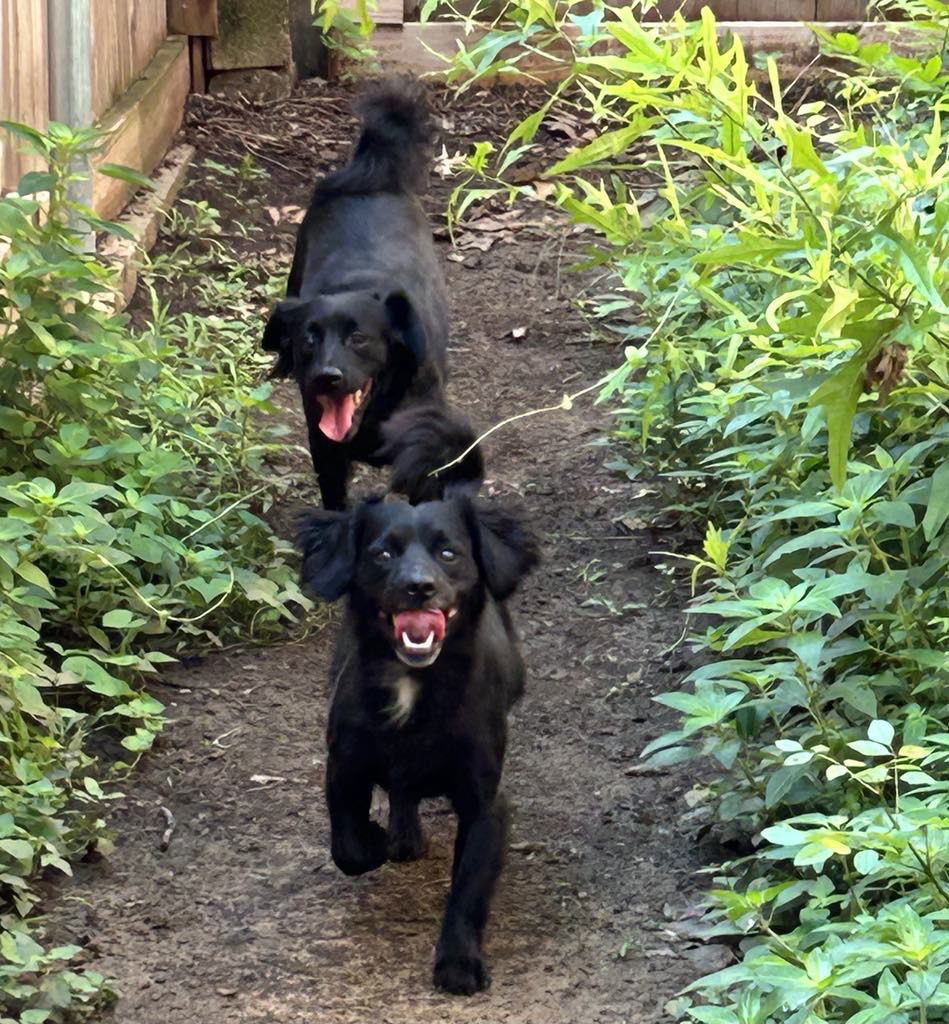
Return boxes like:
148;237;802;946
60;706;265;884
317;76;433;198
380;404;484;504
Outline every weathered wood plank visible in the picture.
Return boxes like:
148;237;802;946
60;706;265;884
816;0;866;18
0;0;50;192
368;20;929;80
167;0;219;37
735;0;817;19
340;0;405;25
91;0;168;118
92;35;190;219
190;34;209;91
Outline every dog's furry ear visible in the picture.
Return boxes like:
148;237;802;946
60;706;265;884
384;291;426;365
297;508;354;601
263;299;304;378
467;501;540;601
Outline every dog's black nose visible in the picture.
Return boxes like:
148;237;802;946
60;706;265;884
313;367;344;390
404;575;436;600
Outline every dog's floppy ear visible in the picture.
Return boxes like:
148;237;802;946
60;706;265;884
263;299;305;378
467;500;540;601
297;508;354;601
384;291;426;365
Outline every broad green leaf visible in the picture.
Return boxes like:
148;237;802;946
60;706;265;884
14;561;54;594
808;339;882;491
854;849;880;875
102;608;136;629
878;224;949;314
922;461;949;541
867;719;895;747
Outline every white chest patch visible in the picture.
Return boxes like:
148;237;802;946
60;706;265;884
387;675;420;728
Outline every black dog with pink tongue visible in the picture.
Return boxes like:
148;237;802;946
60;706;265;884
263;76;455;510
298;494;539;994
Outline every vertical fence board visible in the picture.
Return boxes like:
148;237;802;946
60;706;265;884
734;0;818;18
816;0;866;17
91;0;168;118
0;0;49;192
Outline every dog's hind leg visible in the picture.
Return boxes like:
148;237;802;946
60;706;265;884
433;791;509;995
386;791;427;862
326;749;387;876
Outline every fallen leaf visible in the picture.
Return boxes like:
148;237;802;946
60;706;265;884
864;342;908;402
506;161;545;184
249;774;287;785
546;116;580;140
532;181;557;201
464;211;524;233
455;233;495;252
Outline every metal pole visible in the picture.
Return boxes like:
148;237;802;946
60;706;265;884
47;0;93;245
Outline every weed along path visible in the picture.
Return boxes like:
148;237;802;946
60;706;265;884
48;84;713;1023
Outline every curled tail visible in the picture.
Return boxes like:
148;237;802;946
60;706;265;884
316;75;433;198
379;404;484;504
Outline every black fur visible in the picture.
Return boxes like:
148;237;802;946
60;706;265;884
379;403;484;503
297;495;539;994
264;75;463;509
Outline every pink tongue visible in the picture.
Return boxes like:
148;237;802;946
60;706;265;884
317;393;356;442
393;609;446;644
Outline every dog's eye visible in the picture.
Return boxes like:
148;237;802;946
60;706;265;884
439;548;456;563
376;548;393;562
348;332;373;351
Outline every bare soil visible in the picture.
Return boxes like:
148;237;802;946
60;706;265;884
48;81;720;1024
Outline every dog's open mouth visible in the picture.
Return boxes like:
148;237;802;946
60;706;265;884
392;607;456;668
315;380;372;443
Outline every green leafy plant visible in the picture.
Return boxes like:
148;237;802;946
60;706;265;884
0;124;311;1019
310;0;381;69
443;0;949;1020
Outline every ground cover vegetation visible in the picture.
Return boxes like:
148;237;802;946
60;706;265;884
0;129;309;1019
429;0;949;1019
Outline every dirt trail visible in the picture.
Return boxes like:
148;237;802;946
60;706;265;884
48;83;713;1024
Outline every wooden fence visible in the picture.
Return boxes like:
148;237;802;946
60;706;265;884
0;0;187;216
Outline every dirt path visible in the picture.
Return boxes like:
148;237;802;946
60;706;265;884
48;83;713;1024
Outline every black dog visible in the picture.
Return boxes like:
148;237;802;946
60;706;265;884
298;493;539;994
263;76;462;509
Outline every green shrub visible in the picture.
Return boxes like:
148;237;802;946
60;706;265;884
446;1;949;1020
0;123;309;1019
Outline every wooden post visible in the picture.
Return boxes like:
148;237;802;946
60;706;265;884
47;0;93;244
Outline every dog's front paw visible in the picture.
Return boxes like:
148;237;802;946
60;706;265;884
433;953;490;995
331;822;387;876
387;823;427;862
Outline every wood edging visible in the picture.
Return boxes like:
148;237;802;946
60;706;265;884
92;35;190;220
365;19;932;79
98;143;195;312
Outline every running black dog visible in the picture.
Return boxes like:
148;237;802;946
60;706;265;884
263;76;464;509
298;492;539;994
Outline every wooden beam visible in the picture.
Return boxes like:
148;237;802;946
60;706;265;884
99;143;194;310
167;0;218;36
92;35;190;220
368;20;931;80
341;0;404;24
190;34;208;91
